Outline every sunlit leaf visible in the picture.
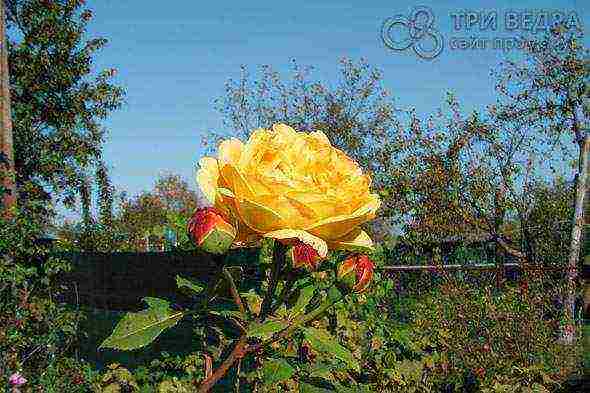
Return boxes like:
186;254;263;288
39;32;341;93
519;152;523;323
99;297;184;351
290;285;315;319
247;319;287;340
176;275;204;295
261;358;295;384
303;327;360;372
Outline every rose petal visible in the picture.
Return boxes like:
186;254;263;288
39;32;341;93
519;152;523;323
305;194;381;240
328;229;374;252
220;164;255;200
263;229;328;258
235;198;285;233
218;138;243;167
196;157;219;205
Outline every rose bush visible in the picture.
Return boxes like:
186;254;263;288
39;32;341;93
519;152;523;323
100;124;381;392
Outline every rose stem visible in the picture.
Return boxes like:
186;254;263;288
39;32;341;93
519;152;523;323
260;240;286;319
197;287;344;392
223;266;248;315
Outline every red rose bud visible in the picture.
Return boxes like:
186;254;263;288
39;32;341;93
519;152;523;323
287;241;323;271
187;207;236;254
337;254;374;293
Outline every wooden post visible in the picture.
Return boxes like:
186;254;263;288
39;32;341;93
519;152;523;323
0;0;16;218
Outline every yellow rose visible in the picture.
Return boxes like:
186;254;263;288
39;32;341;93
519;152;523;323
196;123;381;256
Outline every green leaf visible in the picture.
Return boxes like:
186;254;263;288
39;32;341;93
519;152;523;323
241;290;263;316
209;309;245;321
303;327;360;372
99;298;184;351
308;363;336;380
261;358;295;384
333;382;373;393
247;319;287;339
213;266;243;297
299;383;333;393
290;285;315;318
275;304;289;318
176;275;204;295
142;297;170;310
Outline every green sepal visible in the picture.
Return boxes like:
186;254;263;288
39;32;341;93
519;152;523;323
200;224;235;254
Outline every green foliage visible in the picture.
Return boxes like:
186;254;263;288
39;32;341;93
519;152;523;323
6;0;125;211
303;327;359;373
0;206;92;390
35;357;98;393
526;178;575;265
97;238;373;391
89;353;204;392
92;363;140;392
346;274;583;392
291;285;315;318
55;173;203;252
247;320;288;340
114;173;202;251
175;275;205;297
261;358;295;384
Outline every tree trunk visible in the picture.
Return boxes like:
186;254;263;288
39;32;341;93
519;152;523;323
494;188;506;289
563;132;589;345
0;0;16;218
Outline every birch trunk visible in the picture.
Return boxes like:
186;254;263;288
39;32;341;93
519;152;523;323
562;132;589;345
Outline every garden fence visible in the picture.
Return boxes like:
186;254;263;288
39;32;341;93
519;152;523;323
54;249;588;312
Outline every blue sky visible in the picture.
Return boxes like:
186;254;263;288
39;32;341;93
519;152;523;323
58;0;588;221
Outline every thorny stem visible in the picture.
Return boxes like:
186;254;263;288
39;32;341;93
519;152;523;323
234;359;241;393
270;270;298;314
202;254;227;309
260;287;344;347
197;287;345;392
204;354;213;379
197;336;248;393
260;241;286;319
223;267;247;315
196;253;225;388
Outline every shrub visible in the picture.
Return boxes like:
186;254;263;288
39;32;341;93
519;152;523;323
345;271;584;392
0;207;91;391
